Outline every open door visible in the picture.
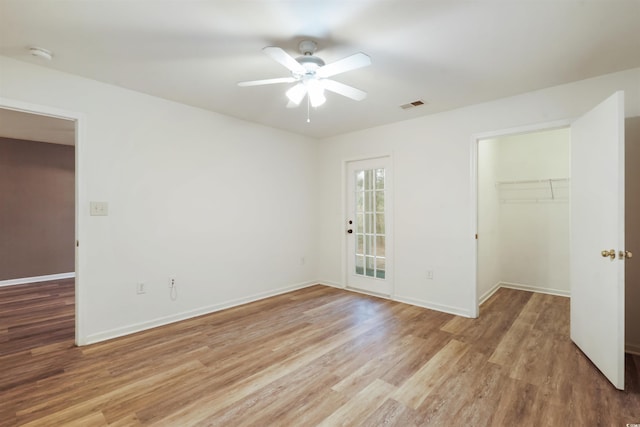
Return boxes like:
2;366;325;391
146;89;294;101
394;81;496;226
570;91;626;390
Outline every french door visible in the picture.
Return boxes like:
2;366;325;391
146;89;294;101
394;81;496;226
346;157;393;295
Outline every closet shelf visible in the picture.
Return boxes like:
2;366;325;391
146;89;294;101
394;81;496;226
495;178;569;185
495;177;570;203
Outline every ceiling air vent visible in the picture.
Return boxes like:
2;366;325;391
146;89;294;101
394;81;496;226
400;100;426;110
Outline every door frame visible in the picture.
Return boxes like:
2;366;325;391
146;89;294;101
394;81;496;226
0;97;86;345
342;153;395;298
470;119;572;318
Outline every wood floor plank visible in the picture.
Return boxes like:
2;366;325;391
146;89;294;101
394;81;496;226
15;360;206;426
190;360;345;427
448;357;507;425
390;339;469;410
414;350;502;425
358;398;420;427
43;410;108;427
379;329;453;387
487;292;546;367
1;282;639;426
331;334;421;395
317;379;396;427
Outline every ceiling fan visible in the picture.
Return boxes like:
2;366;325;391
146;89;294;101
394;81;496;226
238;40;371;109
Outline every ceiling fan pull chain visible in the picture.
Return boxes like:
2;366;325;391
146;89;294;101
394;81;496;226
307;95;311;123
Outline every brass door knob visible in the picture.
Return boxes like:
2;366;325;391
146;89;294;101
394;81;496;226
601;249;616;260
619;250;633;259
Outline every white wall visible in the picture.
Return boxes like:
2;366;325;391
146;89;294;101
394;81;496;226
479;129;570;300
317;67;640;317
0;56;319;343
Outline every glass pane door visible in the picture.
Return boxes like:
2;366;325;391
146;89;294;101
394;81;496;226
354;168;386;279
346;157;392;296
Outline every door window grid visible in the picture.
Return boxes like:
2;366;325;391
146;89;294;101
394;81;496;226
354;168;386;279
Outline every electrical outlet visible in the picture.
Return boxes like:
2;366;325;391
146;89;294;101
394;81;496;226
136;282;146;294
300;256;305;266
427;270;434;280
169;278;176;288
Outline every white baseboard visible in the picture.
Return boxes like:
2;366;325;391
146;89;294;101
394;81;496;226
345;286;391;299
479;282;502;305
499;281;570;298
393;295;473;318
316;281;472;318
81;279;574;345
317;280;391;299
0;272;75;288
84;280;318;345
317;280;345;289
626;343;640;356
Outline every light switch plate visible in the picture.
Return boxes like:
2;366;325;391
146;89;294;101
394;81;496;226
90;201;108;216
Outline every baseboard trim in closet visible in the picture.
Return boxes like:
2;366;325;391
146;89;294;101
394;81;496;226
0;272;75;287
626;343;640;356
479;282;502;305
499;281;570;298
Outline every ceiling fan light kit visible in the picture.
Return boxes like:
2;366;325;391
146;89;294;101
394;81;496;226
238;40;371;120
286;83;307;105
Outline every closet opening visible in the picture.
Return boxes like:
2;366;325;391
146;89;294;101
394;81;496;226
476;126;571;307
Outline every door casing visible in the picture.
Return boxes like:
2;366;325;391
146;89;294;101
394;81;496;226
470;119;572;318
342;153;395;298
0;96;86;345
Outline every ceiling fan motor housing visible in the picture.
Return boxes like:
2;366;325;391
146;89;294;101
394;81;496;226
293;40;325;76
295;55;325;75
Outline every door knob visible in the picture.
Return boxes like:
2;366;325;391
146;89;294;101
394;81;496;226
619;250;633;259
601;249;616;260
347;229;353;234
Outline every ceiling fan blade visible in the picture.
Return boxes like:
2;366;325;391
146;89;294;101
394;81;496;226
322;79;367;101
316;52;371;78
237;77;297;87
263;46;306;75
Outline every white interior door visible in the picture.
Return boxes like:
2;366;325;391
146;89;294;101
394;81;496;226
346;157;393;296
570;91;625;390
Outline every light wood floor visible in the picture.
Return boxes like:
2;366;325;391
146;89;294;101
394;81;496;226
1;280;639;426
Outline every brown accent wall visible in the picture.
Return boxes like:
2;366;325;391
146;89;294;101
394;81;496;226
626;117;640;349
0;137;75;280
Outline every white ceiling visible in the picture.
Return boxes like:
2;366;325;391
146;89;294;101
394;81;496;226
1;0;639;139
